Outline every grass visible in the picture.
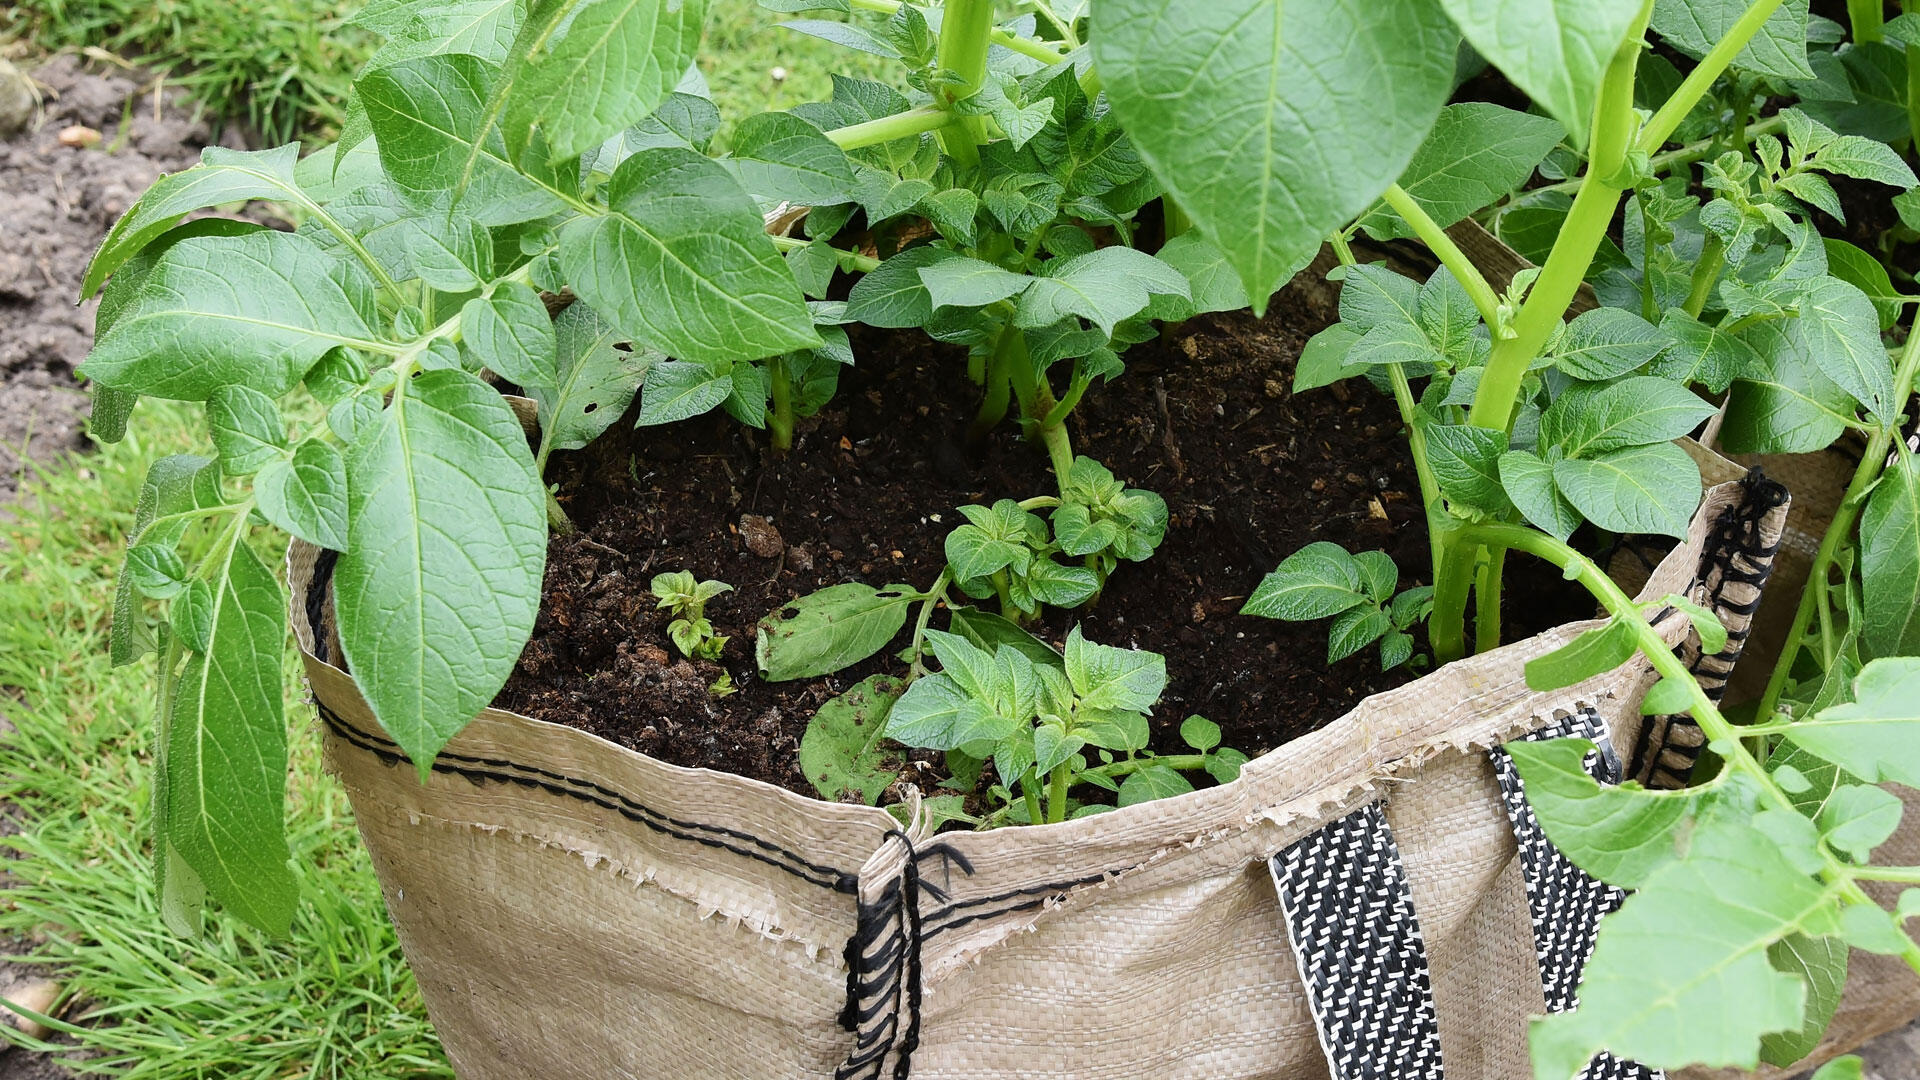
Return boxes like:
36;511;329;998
2;0;900;146
0;405;448;1077
2;0;367;146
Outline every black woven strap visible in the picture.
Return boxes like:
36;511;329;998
1271;802;1445;1080
1491;707;1662;1080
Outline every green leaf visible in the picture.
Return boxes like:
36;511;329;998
1641;675;1694;715
205;385;287;476
1117;763;1194;807
1650;0;1816;82
1787;659;1920;788
1416;270;1483;365
127;544;190;599
1437;0;1643;149
1064;627;1165;713
634;360;731;426
462;282;557;389
1651;310;1762;393
1810;1056;1866;1080
1292;324;1362;393
1155;233;1252;315
1357;102;1565;240
255;439;349;551
1810;134;1919;188
1180;714;1221;753
918;256;1031;311
1553;442;1702;538
1020;559;1098;609
498;0;711;163
1822;239;1904;331
1800;43;1910;144
1663;593;1729;654
947;607;1063;671
529;303;659;455
358;53;569;226
560;147;819;366
172;578;215;654
1542;376;1716;459
888;673;1022;756
1525;619;1639;692
1241;541;1368;621
1508;738;1709;888
1719;316;1859;454
844;245;950;329
1839;903;1910;955
1093;0;1456;309
1552;307;1672;381
1328;607;1391;663
780;18;899;57
1499;450;1583;540
1337;264;1422;333
755;582;919;681
336;369;548;773
1012;247;1189;337
1352;551;1398;603
724;110;855;205
799;674;904;804
84;144;307;298
1760;934;1847;1067
163;534;297;934
1817;783;1902;860
1793;276;1894;420
112;456;226;667
1527;817;1840;1079
1862;451;1920;659
1422;421;1512;516
81;231;383;401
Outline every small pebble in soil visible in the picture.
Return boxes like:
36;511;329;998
739;514;784;558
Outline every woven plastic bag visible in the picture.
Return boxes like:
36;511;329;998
288;474;1886;1080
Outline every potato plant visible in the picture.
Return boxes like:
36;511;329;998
79;0;1920;1073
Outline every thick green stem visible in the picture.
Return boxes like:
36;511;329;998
1639;0;1789;152
1851;0;1886;41
934;0;994;168
1020;773;1044;825
1527;116;1785;198
991;567;1017;621
826;105;960;151
849;0;1067;63
906;571;952;680
1380;184;1502;328
1430;532;1478;665
1046;762;1071;823
1683;234;1727;319
971;325;1021;441
1756;328;1920;722
1475;547;1506;654
1469;4;1648;431
768;354;795;453
1459;520;1920;975
1003;333;1075;485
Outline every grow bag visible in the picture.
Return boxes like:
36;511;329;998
289;473;1885;1080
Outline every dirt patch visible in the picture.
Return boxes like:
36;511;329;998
0;53;249;501
496;263;1593;801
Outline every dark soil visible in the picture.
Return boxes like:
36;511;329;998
497;262;1590;800
0;54;254;503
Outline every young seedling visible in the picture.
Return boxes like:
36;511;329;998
1240;542;1433;670
1053;456;1168;595
651;571;732;662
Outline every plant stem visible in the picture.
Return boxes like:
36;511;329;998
1755;327;1920;722
1003;332;1075;486
1527;116;1786;198
768;235;882;273
1475;546;1505;654
847;0;1068;63
933;0;995;168
1046;762;1070;823
1388;358;1447;588
1020;772;1044;825
1851;0;1886;42
1379;184;1502;328
825;104;960;151
991;567;1017;620
971;324;1020;441
1639;0;1789;153
1469;5;1648;431
1085;753;1209;783
906;570;952;680
768;354;795;453
1682;234;1727;319
1459;519;1920;975
1430;532;1478;664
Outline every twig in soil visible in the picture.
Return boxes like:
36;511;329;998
575;537;626;561
1154;377;1183;478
